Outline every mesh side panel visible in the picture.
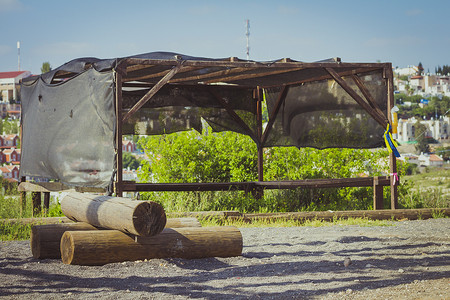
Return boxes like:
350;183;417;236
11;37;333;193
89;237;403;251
20;69;115;187
122;86;256;137
265;71;387;149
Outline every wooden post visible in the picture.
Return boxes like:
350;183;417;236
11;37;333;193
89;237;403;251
31;192;41;216
255;87;264;199
43;192;50;214
31;218;201;259
386;65;398;209
20;176;26;216
61;226;243;265
373;176;384;210
60;192;166;236
115;69;123;197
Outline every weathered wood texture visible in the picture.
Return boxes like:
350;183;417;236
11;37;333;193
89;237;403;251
60;192;166;236
31;218;201;259
61;226;242;265
236;208;450;223
0;216;73;225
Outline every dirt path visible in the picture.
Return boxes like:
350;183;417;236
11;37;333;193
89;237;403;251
1;218;449;299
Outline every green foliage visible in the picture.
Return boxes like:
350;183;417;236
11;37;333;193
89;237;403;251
41;62;51;74
414;120;430;154
0;223;32;241
2;119;19;134
395;94;450;119
138;130;257;183
123;152;141;170
137;129;399;212
435;65;450;75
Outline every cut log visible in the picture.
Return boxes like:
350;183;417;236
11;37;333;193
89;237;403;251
31;222;97;259
61;226;242;265
60;192;166;236
30;218;201;259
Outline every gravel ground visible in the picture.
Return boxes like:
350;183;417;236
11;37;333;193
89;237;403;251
0;218;449;299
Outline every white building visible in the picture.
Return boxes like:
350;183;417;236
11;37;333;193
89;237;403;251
0;71;31;102
418;153;444;167
397;116;449;143
394;66;419;76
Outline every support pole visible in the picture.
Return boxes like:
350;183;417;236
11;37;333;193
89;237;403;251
386;65;398;209
373;176;384;210
255;87;264;199
31;192;41;216
20;176;26;216
115;69;123;197
43;192;50;215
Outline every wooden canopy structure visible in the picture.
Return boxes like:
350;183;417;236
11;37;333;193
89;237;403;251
111;54;398;208
19;53;399;211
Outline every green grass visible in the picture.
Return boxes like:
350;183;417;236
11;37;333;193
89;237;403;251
400;167;450;209
0;222;33;241
199;216;395;228
0;193;64;241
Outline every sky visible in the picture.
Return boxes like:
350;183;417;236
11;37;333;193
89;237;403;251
1;0;449;75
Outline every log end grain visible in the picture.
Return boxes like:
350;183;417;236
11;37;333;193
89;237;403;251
60;232;75;265
132;201;167;236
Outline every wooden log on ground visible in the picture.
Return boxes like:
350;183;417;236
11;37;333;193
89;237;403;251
61;226;242;265
31;218;201;259
0;216;73;225
237;208;450;223
61;192;166;236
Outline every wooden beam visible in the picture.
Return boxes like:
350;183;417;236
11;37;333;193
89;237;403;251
123;66;201;82
208;88;257;140
30;218;202;259
61;226;242;265
263;67;382;89
203;67;304;84
124;57;391;70
18;181;106;193
325;67;388;127
121;177;390;192
373;176;384;210
351;74;388;122
261;85;289;146
168;66;257;83
256;87;264;183
386;65;398;209
122;181;256;192
122;63;184;122
115;70;123;196
256;177;390;189
237;208;450;223
61;192;167;237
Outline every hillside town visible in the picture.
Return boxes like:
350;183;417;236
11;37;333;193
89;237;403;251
0;65;448;184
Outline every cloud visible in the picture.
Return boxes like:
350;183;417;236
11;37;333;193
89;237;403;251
405;9;422;16
0;0;24;12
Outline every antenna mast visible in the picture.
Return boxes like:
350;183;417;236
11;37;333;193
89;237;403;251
17;41;20;71
245;19;250;60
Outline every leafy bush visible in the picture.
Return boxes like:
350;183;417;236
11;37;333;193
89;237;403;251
136;129;407;212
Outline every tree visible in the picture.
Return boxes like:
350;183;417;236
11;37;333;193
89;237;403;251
414;121;429;154
122;152;141;170
417;62;424;75
41;62;52;74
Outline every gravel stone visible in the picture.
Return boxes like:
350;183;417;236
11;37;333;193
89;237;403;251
0;218;449;299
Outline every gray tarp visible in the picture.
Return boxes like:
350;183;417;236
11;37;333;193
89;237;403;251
20;68;115;188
